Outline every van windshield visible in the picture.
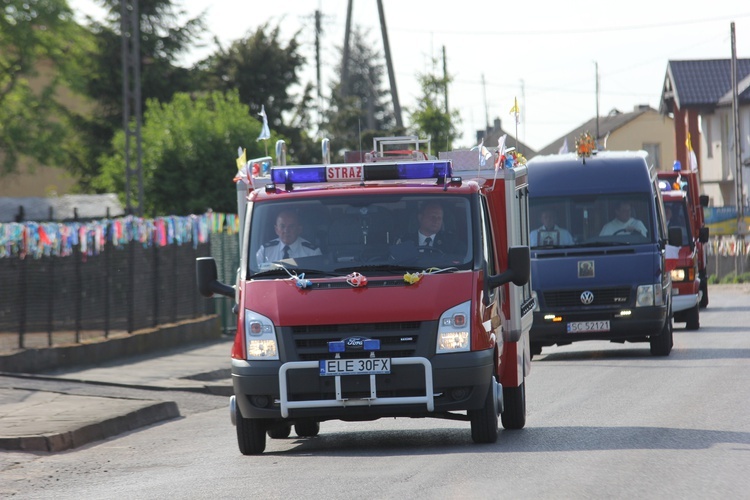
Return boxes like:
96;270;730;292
247;194;473;277
529;193;655;248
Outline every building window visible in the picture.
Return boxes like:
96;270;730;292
643;143;661;169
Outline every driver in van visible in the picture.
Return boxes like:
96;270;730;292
599;201;647;237
256;210;321;265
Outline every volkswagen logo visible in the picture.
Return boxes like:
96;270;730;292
580;290;595;305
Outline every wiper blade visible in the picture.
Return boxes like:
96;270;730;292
333;264;418;273
252;266;340;278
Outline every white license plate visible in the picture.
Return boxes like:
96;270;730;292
567;321;610;333
319;358;391;376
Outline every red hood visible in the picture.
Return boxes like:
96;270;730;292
243;271;475;325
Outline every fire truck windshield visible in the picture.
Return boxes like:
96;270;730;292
248;194;473;276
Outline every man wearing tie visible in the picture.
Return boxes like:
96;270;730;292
398;201;464;255
256;210;321;266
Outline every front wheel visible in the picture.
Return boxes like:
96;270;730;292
699;276;709;308
469;378;499;444
501;381;526;430
650;316;673;356
685;303;700;330
236;408;267;455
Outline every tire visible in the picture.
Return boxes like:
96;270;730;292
501;380;526;430
267;422;292;439
236;407;267;455
699;276;709;308
295;420;320;438
469;378;499;444
650;316;673;356
685;303;700;331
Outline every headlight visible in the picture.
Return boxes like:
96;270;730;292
670;269;686;282
244;309;279;360
436;300;471;354
636;284;655;307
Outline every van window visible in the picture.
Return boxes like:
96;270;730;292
529;192;655;248
248;194;474;276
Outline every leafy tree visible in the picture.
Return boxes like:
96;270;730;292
324;26;401;158
0;0;89;175
409;63;461;154
95;91;273;215
73;0;206;191
197;22;317;163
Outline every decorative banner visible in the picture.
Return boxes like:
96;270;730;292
0;212;238;260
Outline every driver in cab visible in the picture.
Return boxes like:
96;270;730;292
599;201;647;237
256;210;321;266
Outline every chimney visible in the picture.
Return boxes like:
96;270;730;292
494;118;501;131
476;130;486;144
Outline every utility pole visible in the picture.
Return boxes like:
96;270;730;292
443;45;450;150
520;78;526;150
595;61;600;143
315;9;323;131
482;74;489;131
731;22;745;236
121;0;143;217
376;0;402;128
340;0;353;97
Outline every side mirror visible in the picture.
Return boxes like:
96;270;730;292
196;257;235;298
487;246;530;289
699;226;709;243
668;227;683;247
699;194;709;208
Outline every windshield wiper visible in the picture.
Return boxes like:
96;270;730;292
333;264;421;273
251;266;340;278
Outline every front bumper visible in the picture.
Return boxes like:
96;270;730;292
232;349;494;420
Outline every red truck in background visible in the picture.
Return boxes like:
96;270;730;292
197;136;534;455
658;161;708;330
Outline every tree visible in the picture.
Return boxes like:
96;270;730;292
410;64;461;154
324;26;401;158
0;0;89;175
197;22;317;163
73;0;206;191
94;91;273;215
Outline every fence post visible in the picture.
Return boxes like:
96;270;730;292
47;256;55;346
75;237;82;343
152;241;159;327
18;256;27;349
104;221;111;338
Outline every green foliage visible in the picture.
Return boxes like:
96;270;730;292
718;272;750;284
0;0;89;174
323;26;400;158
73;0;206;191
409;64;461;154
94;91;272;215
197;22;316;163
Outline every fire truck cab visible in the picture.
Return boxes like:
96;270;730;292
197;137;534;454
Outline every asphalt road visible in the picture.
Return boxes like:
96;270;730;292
2;285;749;499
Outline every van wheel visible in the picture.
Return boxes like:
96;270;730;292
699;278;709;308
501;380;526;430
685;304;700;330
650;316;673;356
469;377;499;444
530;343;542;360
236;407;267;455
267;422;292;439
295;420;320;437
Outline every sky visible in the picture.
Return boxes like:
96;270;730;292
69;0;750;153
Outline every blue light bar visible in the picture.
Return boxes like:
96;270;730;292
328;341;345;353
363;339;381;351
271;165;328;185
269;160;452;187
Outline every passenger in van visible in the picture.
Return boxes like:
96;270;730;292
397;201;464;255
256;210;321;265
530;209;574;246
599;201;647;237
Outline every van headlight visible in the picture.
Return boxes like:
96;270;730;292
436;300;471;353
636;283;663;307
244;310;279;360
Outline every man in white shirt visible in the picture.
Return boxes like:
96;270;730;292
256;210;321;266
600;201;648;237
530;209;574;246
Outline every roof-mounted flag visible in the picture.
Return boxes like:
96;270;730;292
257;105;271;141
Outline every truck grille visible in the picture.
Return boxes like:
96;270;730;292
543;287;631;308
287;321;422;361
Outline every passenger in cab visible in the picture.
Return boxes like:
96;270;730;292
599;201;647;237
530;209;574;246
397;201;463;255
256;210;321;265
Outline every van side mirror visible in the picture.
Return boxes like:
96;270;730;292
699;226;709;243
699;194;709;208
488;246;530;289
668;227;683;247
196;257;235;298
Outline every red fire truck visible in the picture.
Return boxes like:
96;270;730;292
197;136;534;454
658;162;710;309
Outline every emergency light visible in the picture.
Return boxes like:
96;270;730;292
269;160;452;188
